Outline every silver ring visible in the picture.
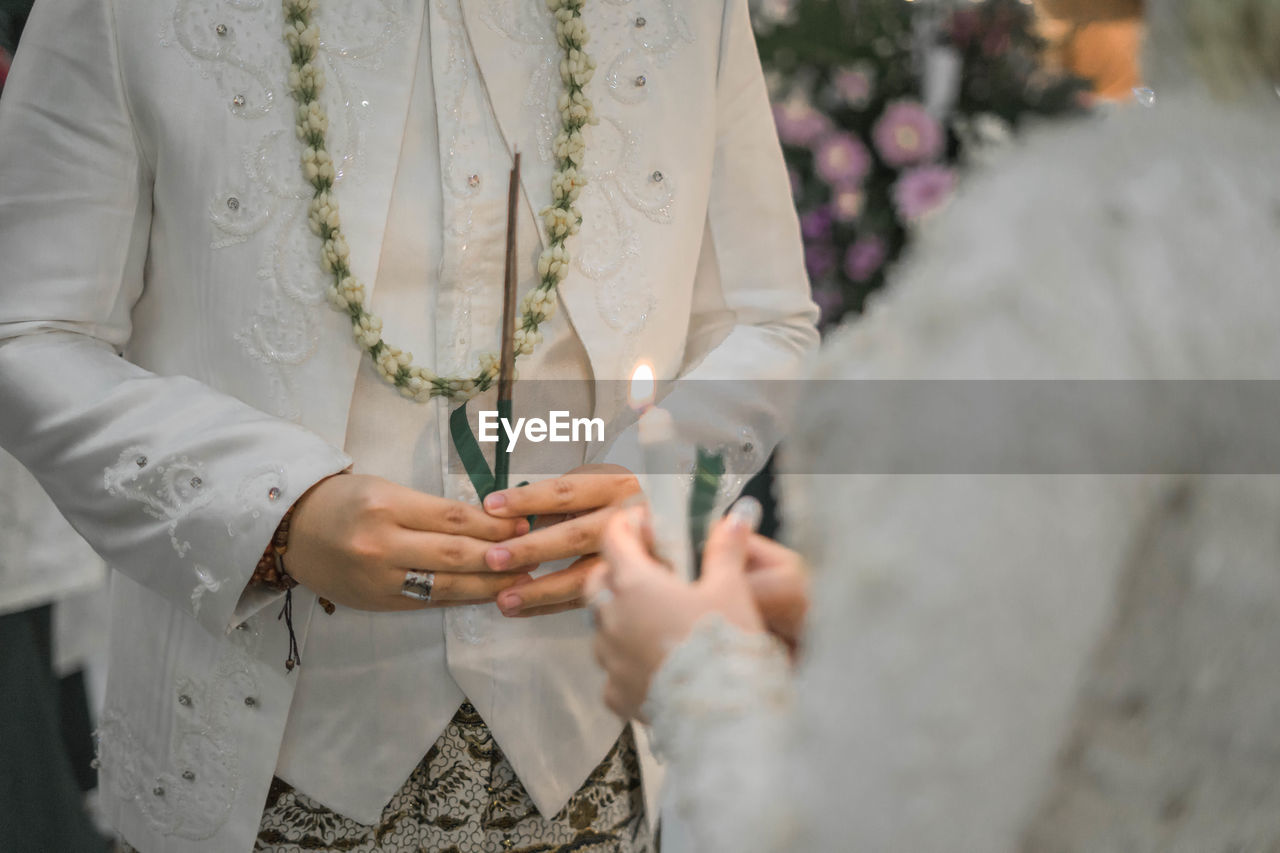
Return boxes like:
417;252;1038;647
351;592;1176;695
401;571;435;602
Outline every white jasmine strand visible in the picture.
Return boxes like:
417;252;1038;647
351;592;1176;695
281;0;598;402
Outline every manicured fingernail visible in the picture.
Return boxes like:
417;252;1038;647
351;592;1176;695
499;593;522;614
485;493;507;511
487;548;512;570
727;496;763;533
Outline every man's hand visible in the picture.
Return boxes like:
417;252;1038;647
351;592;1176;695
481;464;641;617
284;473;535;611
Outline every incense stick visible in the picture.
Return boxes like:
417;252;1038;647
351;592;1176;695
494;151;522;491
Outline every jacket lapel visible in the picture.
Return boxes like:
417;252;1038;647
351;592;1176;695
324;1;426;304
458;0;626;387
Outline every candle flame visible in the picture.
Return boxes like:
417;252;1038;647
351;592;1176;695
629;361;656;411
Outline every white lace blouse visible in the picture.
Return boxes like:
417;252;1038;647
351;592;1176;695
645;92;1280;852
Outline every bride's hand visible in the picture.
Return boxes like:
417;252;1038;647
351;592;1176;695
743;536;810;653
589;501;766;720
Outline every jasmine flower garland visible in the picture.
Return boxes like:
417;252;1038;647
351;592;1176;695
281;0;597;402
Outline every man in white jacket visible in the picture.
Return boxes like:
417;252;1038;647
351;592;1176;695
0;0;817;850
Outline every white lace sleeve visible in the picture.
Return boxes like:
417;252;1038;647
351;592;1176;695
644;614;797;853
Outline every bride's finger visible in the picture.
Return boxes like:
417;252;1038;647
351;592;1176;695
601;507;660;588
698;500;758;588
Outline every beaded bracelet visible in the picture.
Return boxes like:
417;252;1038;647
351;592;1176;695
253;504;336;671
253;504;298;591
251;506;335;613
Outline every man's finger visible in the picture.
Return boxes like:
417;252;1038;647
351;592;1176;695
392;487;529;540
508;599;588;618
485;510;608;570
385;529;510;574
496;555;599;616
483;471;639;518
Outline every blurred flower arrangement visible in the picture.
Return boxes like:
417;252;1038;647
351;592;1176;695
753;0;1089;325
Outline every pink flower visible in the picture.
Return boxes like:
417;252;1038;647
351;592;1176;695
832;65;874;108
872;100;944;168
892;166;956;223
814;132;871;188
772;97;831;147
844;235;887;283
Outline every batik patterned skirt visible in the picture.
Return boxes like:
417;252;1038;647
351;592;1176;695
118;702;652;853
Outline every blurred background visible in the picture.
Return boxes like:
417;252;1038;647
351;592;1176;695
734;0;1144;535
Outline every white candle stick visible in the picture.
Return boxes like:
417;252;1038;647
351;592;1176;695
637;406;692;577
629;362;693;577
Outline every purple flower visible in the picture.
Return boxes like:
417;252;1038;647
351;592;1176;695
772;97;831;147
892;165;957;223
872;100;944;168
844;235;888;283
805;242;838;281
801;206;834;242
832;65;874;108
814;132;872;188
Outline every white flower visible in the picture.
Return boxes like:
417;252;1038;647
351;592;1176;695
321;235;349;272
308;191;340;234
301;147;335;184
296;102;328;139
337;275;364;305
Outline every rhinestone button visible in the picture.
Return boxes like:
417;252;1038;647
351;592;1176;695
232;94;246;107
268;486;282;501
153;786;165;797
215;23;227;36
650;170;664;183
189;476;203;489
226;197;240;211
244;696;258;708
468;174;481;188
135;455;147;468
178;693;192;706
502;838;514;850
90;759;101;770
182;770;196;781
635;75;647;87
635;16;646;27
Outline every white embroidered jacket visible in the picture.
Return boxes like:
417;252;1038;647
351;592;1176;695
0;1;818;851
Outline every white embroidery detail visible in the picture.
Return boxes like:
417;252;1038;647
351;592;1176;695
162;0;403;418
95;627;263;840
228;465;290;537
581;3;690;332
190;565;224;618
105;446;213;559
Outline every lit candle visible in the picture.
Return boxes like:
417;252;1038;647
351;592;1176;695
628;362;692;577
